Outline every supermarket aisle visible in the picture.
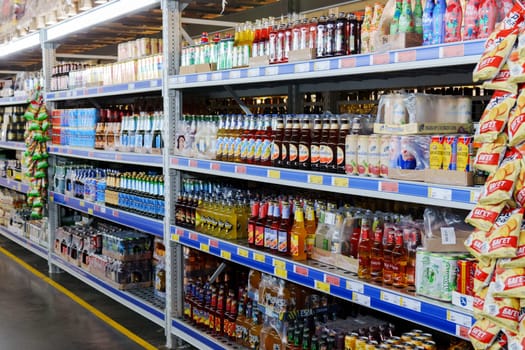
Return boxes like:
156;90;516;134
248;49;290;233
0;236;166;350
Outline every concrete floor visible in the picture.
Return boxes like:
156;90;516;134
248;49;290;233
0;235;168;350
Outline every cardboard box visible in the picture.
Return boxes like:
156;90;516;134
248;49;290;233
311;247;336;266
422;227;471;252
249;55;270;67
335;254;358;274
424;169;474;187
373;122;473;135
386;168;426;182
179;65;196;75
289;48;317;62
389;32;423;50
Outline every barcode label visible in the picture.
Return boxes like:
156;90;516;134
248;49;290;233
441;227;456;245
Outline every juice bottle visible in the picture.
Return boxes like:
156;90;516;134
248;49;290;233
310;115;322;171
390;0;403;35
281;116;293;168
270;204;281;253
398;0;414;33
264;201;275;250
414;0;423;34
444;0;463;43
271;115;284;167
247;116;258;164
463;0;479;41
242;115;255;163
319;116;331;172
370;223;384;282
290;206;307;261
233;116;244;163
215;115;226;161
278;201;292;255
477;0;496;39
254;117;265;165
335;12;347;56
260;115;273;166
392;228;408;288
422;0;435;45
255;201;268;249
336;116;349;174
305;203;317;259
431;0;446;44
298;116;311;170
252;19;261;58
382;223;395;285
228;115;241;162
287;115;301;168
243;21;254;66
357;217;372;280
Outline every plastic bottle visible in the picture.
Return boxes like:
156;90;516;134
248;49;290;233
462;0;479;41
290;206;307;261
390;0;403;35
477;0;497;39
444;0;463;43
422;0;435;45
413;0;423;34
431;0;446;44
398;0;414;33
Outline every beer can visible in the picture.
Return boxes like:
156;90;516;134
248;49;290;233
415;249;431;296
440;254;459;301
368;134;381;177
457;135;473;172
426;253;443;299
346;135;359;175
456;259;471;295
442;135;458;170
429;135;444;170
379;135;390;177
357;135;369;176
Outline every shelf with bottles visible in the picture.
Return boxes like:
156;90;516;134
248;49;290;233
0;177;30;194
49;145;164;167
0;141;26;151
172;248;474;350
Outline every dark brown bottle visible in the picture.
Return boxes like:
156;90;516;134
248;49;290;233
319;116;332;172
287;115;301;168
325;13;336;57
281;116;293;168
298;116;311;170
271;115;285;167
310;115;322;171
336;116;350;173
334;12;347;56
346;13;359;55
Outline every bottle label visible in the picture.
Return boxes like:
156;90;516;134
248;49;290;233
255;225;265;246
320;145;334;164
291;233;299;256
247;139;256;159
277;229;288;253
254;139;263;160
240;138;248;159
310;144;320;163
337;145;345;165
299;144;310;163
271;141;280;161
261;139;272;162
289;144;298;162
248;223;255;244
234;137;242;158
281;143;287;161
264;226;273;249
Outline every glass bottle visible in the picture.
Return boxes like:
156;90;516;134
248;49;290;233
270;204;281;253
305;203;317;259
264;201;275;250
316;16;327;58
255;201;268;249
414;0;424;34
309;17;318;50
390;0;403;35
370;223;384;282
334;12;347;56
271;115;285;167
298;116;311;170
325;13;336;57
392;228;408;288
398;0;414;33
357;220;372;280
336;116;349;174
248;199;260;247
287;115;301;168
310;115;322;171
382;223;396;285
278;201;292;255
290;206;307;261
319;116;331;172
281;116;293;168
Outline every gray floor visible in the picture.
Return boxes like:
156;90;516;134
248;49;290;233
0;236;167;350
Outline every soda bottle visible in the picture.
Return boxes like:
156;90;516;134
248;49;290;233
245;115;257;164
431;0;446;44
336;116;349;174
462;0;479;41
278;201;292;255
269;22;278;63
310;115;322;171
422;0;435;45
270;204;281;253
290;206;307;261
284;19;293;62
305;203;317;259
292;18;302;51
260;115;273;166
406;228;419;286
271;115;284;167
392;228;408;288
327;117;340;172
276;22;286;63
370;223;384;282
346;13;359;55
398;0;414;33
477;0;496;39
357;218;372;280
316;16;327;58
254;117;265;164
300;17;310;50
215;115;226;161
287;115;301;168
382;223;395;285
281;116;293;168
298;116;311;170
309;17;318;50
254;201;268;249
252;19;261;58
319;116;332;172
334;12;347;56
264;201;275;250
413;0;423;34
444;0;463;43
390;0;403;35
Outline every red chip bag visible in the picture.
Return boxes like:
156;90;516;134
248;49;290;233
500;223;525;268
469;318;502;350
475;134;508;173
493;264;525;298
475;90;517;144
479;149;522;206
466;202;507;231
482;207;524;259
474;259;497;293
484;64;518;94
473;27;519;83
483;283;521;332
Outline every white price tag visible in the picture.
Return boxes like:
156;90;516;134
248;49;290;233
211;72;222;81
66;91;72;98
401;297;421;312
197;74;208;82
429;187;452;201
265;66;279;76
313;60;331;71
346;280;365;294
447;310;472;328
380;291;401;306
248;68;260;77
100;206;106;214
324;212;336;225
229;70;241;79
176;76;186;84
440;227;457;245
353;293;371;307
150;80;159;87
72;90;78;97
294;63;310;73
128;83;135;90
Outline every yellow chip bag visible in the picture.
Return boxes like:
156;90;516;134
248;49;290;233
466;229;490;260
474;27;519;83
475;134;508;173
473;287;489;319
509;24;525;83
475;90;517;144
474;259;497;293
479;149;522;206
484;64;519;94
493;264;525;298
482;207;524;259
514;165;525;207
466;202;507;231
500;224;525;268
469;318;502;350
483;283;521;332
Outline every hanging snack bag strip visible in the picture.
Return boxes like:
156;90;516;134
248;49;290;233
475;90;516;144
482;207;523;259
475;133;508;173
479;148;521;206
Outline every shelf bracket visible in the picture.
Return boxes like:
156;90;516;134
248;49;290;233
180;28;195;47
224;86;251;115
